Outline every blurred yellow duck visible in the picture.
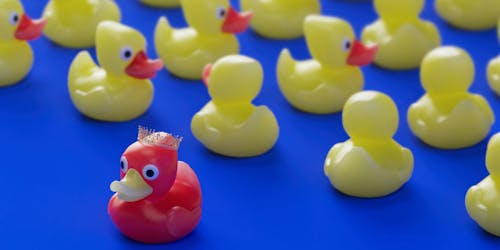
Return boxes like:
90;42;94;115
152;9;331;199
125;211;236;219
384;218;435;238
0;0;46;86
240;0;321;39
324;91;414;198
487;19;500;95
277;15;378;114
68;21;163;122
465;132;500;237
154;0;252;80
407;46;494;149
436;0;500;30
42;0;121;48
191;55;279;157
140;0;179;8
362;0;441;70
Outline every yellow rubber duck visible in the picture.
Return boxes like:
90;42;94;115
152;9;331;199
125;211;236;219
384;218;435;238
154;0;252;80
361;0;441;70
277;15;378;114
140;0;179;8
191;55;279;157
465;132;500;237
407;46;494;149
324;91;414;198
436;0;500;30
68;21;163;122
240;0;321;39
0;0;46;87
487;18;500;95
42;0;121;48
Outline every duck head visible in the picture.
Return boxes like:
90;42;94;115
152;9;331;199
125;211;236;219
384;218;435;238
304;15;378;68
203;55;263;103
0;0;46;41
375;0;424;21
181;0;252;34
110;128;182;202
486;133;500;175
96;21;163;79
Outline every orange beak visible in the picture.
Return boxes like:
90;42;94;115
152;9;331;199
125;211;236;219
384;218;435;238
202;63;213;86
221;7;252;34
346;40;378;66
125;51;164;79
15;14;47;41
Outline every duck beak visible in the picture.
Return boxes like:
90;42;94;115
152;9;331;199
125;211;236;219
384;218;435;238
346;40;378;66
202;63;213;86
222;7;252;34
15;14;47;41
125;51;164;79
110;169;153;202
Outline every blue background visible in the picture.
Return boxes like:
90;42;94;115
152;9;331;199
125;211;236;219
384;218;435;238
2;0;500;249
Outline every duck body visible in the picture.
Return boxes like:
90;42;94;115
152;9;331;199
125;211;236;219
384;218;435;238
140;0;180;8
0;41;32;86
240;0;320;39
435;0;500;30
43;0;121;48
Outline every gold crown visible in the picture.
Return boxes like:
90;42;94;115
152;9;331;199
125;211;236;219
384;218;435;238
137;126;182;150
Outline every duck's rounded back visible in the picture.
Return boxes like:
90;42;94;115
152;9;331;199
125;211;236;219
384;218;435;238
420;46;474;95
486;133;500;175
375;0;423;21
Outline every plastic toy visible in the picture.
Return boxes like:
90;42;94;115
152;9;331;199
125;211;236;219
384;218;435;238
277;15;377;114
191;55;279;157
68;21;163;122
109;126;202;243
435;0;500;31
240;0;321;39
361;0;441;70
324;91;414;198
0;0;46;87
42;0;121;48
465;132;500;237
140;0;179;8
154;0;252;80
487;19;500;95
407;46;494;149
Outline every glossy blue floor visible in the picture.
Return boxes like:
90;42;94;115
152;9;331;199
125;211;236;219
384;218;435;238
2;0;500;249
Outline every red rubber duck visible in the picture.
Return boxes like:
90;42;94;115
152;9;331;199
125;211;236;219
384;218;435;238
108;127;202;243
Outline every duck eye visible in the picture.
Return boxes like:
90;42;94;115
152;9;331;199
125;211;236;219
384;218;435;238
120;47;134;61
142;164;159;181
342;38;352;52
120;156;128;173
216;6;226;20
9;12;19;26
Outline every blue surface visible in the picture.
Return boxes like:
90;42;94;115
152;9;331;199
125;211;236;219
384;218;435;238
2;0;500;249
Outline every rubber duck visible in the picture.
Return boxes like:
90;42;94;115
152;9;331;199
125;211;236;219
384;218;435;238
407;46;494;149
68;21;163;122
324;91;414;198
109;127;202;243
435;0;500;31
42;0;121;48
277;15;378;114
465;132;500;237
240;0;321;39
191;55;279;157
487;18;500;95
0;0;46;86
361;0;441;70
140;0;179;8
154;0;252;80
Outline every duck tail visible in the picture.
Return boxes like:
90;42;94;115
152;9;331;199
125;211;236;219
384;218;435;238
68;51;97;86
276;48;296;85
154;16;173;54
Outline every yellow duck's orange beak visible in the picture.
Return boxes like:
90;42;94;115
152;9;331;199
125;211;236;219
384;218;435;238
202;63;213;86
15;14;47;41
126;51;164;79
346;40;378;66
222;7;252;34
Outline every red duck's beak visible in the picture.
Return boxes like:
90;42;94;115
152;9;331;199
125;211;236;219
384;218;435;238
202;64;213;86
222;7;252;34
346;40;378;66
125;51;164;79
15;14;47;41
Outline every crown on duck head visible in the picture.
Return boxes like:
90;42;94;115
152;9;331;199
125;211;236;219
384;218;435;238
137;126;182;150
